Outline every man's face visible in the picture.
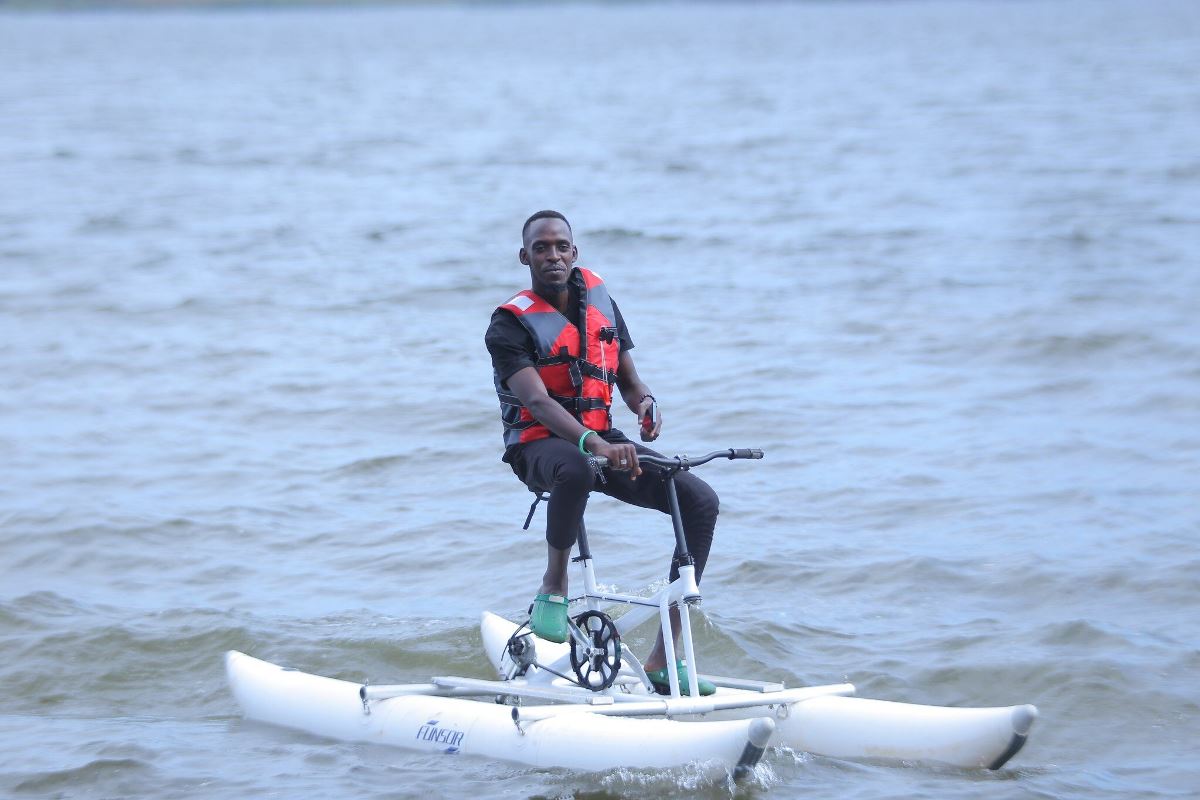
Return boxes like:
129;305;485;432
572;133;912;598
521;218;577;291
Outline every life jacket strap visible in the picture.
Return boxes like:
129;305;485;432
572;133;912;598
533;352;618;386
497;393;608;435
551;395;608;414
578;361;618;385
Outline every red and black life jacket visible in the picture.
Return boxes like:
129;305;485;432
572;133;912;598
494;267;620;447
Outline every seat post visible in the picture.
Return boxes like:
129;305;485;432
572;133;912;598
572;520;601;612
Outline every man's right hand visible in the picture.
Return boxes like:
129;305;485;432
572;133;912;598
588;437;641;478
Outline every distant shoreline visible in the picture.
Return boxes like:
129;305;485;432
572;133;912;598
0;0;631;10
2;0;676;9
4;0;465;8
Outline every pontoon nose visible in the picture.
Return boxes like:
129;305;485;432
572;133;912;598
733;716;776;782
1012;704;1038;736
987;704;1039;769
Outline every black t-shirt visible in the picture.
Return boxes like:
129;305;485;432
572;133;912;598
485;280;635;390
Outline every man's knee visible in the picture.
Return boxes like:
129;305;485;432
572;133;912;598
680;478;719;522
552;454;594;495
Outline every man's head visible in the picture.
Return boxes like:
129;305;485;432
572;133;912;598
520;210;577;293
522;210;572;242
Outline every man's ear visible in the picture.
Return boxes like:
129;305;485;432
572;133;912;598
571;245;579;261
519;248;530;265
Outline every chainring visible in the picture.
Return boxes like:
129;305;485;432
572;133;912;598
569;610;622;691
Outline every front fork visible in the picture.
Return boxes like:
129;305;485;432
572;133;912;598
659;564;701;698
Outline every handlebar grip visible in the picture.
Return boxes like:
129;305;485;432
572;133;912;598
730;449;764;460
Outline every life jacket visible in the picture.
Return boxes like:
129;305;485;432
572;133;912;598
495;267;620;447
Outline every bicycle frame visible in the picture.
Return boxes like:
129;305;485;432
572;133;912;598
570;540;702;700
565;449;762;698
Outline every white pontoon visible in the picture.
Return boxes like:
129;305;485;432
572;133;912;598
226;449;1037;778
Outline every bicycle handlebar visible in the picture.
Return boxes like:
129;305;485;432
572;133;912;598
589;448;764;471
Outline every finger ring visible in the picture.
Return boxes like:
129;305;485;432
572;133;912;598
619;458;628;466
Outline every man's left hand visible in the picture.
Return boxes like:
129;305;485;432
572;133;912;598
637;397;662;442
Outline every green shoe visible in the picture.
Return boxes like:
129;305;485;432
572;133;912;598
529;593;569;643
646;660;716;696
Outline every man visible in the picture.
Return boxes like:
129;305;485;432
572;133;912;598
485;210;719;696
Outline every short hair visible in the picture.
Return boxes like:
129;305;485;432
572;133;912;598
522;210;572;240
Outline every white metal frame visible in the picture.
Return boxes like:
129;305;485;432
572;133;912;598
569;546;704;700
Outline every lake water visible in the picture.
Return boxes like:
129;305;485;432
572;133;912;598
1;1;1198;797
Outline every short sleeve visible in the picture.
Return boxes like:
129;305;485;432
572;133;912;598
611;299;635;351
485;308;537;387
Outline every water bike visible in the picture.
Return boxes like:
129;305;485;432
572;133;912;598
226;448;1038;779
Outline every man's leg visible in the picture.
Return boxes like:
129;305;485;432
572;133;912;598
540;543;572;596
511;437;596;639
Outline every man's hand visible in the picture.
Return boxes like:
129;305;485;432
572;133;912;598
615;352;661;443
636;396;662;442
587;437;641;477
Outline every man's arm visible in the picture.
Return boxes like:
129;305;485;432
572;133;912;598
506;367;644;476
615;351;662;442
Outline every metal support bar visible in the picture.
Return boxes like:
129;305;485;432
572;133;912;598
431;676;615;705
702;675;787;693
604;682;854;705
613;603;659;636
360;683;481;702
570;593;661;610
511;683;856;722
679;600;700;700
659;594;680;697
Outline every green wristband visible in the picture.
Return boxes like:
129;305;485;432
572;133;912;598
578;430;597;455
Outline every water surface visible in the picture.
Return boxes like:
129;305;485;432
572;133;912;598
1;1;1198;797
